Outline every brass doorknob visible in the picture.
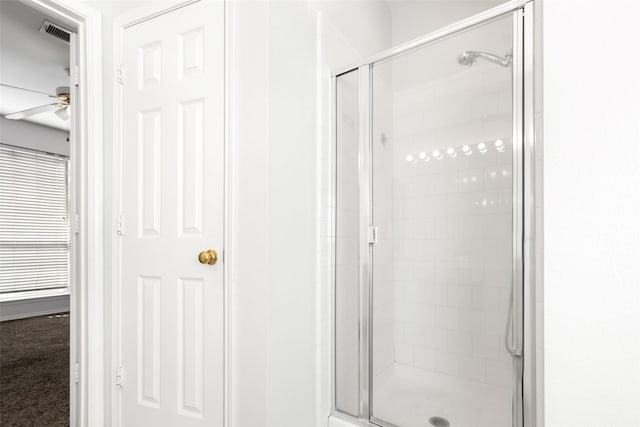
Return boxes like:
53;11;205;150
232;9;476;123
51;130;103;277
198;249;218;265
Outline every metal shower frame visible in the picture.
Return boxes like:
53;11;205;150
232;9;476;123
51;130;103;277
330;0;539;426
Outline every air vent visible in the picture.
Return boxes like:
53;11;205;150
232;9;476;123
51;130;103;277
39;20;71;44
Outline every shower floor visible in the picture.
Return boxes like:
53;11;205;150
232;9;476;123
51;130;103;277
372;364;511;427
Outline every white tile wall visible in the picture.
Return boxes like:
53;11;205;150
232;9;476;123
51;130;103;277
383;16;515;391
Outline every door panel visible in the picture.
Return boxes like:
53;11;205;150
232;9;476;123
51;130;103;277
370;14;518;427
119;2;224;426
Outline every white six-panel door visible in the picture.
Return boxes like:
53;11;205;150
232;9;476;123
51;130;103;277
118;1;224;426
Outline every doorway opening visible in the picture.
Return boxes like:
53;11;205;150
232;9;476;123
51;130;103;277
0;1;74;425
0;0;103;425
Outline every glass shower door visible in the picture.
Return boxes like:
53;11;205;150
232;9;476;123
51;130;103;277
370;14;520;427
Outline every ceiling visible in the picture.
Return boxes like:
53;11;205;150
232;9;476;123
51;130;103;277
0;0;72;131
384;0;505;13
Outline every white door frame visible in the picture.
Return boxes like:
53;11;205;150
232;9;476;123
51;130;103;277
111;1;231;425
18;0;104;426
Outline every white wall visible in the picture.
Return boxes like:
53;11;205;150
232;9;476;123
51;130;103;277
391;1;503;46
230;2;392;426
542;1;640;426
228;3;269;426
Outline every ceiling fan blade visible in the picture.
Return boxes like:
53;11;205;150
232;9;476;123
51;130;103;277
0;83;56;97
54;106;69;121
4;103;60;120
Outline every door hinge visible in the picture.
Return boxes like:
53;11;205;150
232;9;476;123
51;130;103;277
368;225;379;245
74;64;80;87
116;366;124;389
117;65;124;85
116;214;125;236
75;213;80;235
74;362;80;384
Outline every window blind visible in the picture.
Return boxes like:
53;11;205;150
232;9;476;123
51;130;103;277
0;145;70;294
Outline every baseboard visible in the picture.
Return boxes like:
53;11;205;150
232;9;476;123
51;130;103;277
0;295;70;321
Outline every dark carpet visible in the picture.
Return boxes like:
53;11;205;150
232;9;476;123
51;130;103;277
0;313;69;427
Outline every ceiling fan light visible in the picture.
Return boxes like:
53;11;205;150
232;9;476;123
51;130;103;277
56;86;71;97
55;106;69;121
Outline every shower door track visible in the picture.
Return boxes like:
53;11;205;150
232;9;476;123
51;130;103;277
330;0;539;426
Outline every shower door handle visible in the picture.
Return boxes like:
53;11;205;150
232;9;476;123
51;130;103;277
505;274;523;358
505;312;522;358
509;344;522;358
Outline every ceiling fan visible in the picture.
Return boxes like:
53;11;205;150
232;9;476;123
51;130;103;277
1;83;71;121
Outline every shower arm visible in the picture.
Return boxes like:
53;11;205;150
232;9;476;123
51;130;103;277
458;50;513;68
471;51;512;67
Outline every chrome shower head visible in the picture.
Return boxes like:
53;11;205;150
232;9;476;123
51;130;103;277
457;51;477;66
457;50;512;68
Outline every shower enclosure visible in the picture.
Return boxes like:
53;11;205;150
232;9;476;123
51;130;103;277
332;2;536;427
